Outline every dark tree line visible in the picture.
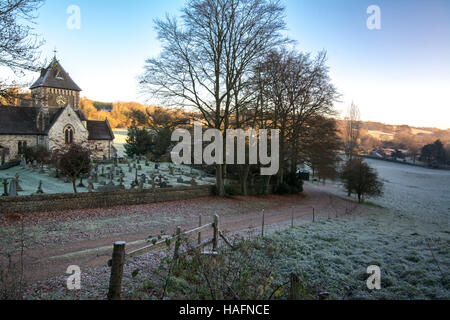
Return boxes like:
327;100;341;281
420;140;448;167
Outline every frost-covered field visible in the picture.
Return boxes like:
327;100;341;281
261;160;450;299
112;129;128;157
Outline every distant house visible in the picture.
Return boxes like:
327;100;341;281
370;148;386;158
0;57;115;163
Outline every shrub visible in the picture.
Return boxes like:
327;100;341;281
225;184;242;196
277;172;304;194
140;237;310;300
23;146;51;164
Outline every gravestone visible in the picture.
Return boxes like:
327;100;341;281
8;179;18;197
2;179;9;196
159;181;170;188
88;179;95;192
15;173;23;191
36;180;44;194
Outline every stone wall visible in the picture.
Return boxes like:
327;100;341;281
89;140;112;160
0;185;214;215
0;135;39;161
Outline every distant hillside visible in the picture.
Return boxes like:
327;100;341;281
336;120;450;152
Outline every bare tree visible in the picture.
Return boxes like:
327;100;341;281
0;0;45;100
140;0;288;196
344;102;361;161
52;144;91;194
254;49;338;189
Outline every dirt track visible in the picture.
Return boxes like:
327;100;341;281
1;183;368;283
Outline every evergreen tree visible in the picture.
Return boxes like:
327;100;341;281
124;124;153;157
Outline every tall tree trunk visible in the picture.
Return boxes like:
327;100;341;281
239;165;250;196
215;164;225;196
72;179;78;194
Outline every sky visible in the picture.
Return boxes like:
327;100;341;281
22;0;450;129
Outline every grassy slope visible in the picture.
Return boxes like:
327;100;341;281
261;207;449;299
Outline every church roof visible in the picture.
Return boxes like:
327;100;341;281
87;120;115;141
0;106;42;135
30;58;82;91
0;106;95;137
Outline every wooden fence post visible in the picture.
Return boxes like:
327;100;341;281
107;241;126;300
261;209;265;238
198;215;202;245
174;226;181;260
291;208;294;228
288;273;301;300
213;214;219;252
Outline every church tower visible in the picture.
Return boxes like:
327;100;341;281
30;57;82;132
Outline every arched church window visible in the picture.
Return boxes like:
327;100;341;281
64;126;74;145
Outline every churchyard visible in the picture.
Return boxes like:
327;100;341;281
0;158;215;197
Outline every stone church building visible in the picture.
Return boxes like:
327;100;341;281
0;58;115;164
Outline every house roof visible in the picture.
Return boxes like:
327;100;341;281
87;120;115;141
30;58;82;92
0;106;42;135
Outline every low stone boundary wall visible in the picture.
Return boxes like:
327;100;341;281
0;185;215;214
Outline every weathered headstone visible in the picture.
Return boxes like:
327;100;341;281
88;179;95;192
36;180;44;194
15;173;23;191
8;179;18;197
2;179;9;196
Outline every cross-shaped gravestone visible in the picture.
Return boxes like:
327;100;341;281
2;179;9;196
36;180;44;194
